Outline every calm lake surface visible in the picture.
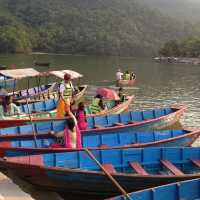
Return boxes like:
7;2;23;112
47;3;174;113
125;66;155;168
1;53;200;199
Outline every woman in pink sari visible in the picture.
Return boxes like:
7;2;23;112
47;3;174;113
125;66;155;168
51;111;82;149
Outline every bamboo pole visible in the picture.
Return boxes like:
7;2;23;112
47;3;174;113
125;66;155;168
25;98;38;147
84;148;133;200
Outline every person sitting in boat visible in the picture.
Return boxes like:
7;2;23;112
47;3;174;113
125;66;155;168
51;111;82;149
89;94;105;114
118;87;126;102
0;95;21;118
116;69;123;81
76;102;88;130
131;72;136;80
124;70;130;80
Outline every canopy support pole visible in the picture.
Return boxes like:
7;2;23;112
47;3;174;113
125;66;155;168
25;98;38;147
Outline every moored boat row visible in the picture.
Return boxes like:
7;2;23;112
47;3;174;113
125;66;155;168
0;66;199;200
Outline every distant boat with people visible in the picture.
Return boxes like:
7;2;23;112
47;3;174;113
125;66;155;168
116;69;136;87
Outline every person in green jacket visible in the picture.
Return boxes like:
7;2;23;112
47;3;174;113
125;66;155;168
89;94;104;114
0;95;21;118
124;70;130;80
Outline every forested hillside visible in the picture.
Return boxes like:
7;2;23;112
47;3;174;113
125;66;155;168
138;0;200;23
0;0;195;56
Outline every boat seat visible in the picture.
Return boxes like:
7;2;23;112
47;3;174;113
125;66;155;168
113;122;123;126
128;121;138;124
98;144;109;148
102;164;116;173
94;125;104;129
129;162;149;175
191;159;200;168
160;160;184;176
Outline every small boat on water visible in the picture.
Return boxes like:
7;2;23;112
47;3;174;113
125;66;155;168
0;128;198;156
108;178;200;200
0;68;40;89
116;76;136;87
2;147;200;198
0;95;132;128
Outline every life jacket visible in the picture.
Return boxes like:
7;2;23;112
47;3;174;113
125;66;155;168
63;82;73;100
125;73;130;80
63;126;82;149
76;110;88;130
89;98;102;114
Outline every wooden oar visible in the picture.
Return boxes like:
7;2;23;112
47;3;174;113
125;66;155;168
25;98;38;147
84;148;133;200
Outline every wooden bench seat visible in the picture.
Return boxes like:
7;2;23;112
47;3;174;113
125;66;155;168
191;159;200;167
113;122;123;126
98;144;109;148
102;164;116;173
129;162;149;175
161;160;184;176
94;125;105;129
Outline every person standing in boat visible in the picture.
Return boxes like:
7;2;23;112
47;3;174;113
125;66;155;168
52;111;82;149
57;73;75;117
0;95;21;118
118;87;126;102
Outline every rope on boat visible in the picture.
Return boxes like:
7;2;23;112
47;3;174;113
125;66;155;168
84;148;133;200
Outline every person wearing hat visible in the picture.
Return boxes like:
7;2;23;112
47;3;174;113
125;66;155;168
0;95;21;118
57;73;75;117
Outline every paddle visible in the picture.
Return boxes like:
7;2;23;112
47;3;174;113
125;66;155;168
25;98;38;147
84;148;133;200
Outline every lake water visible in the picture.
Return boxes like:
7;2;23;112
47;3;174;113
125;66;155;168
1;53;200;199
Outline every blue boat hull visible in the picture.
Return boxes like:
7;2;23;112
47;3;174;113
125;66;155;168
110;178;200;200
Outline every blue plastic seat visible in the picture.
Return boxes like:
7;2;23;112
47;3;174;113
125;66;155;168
23;103;34;113
52;121;65;132
19;125;34;135
154;130;171;141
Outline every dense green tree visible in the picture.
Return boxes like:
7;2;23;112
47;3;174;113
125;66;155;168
0;0;196;55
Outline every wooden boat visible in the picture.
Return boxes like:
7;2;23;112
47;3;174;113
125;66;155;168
12;82;58;102
84;104;186;134
108;178;200;200
2;147;200;198
0;104;185;131
15;85;87;105
0;68;40;89
116;76;136;87
0;128;199;157
0;94;131;128
86;95;134;117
